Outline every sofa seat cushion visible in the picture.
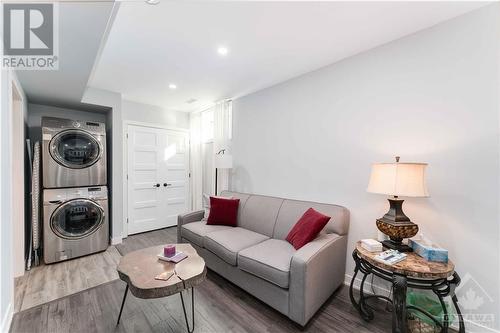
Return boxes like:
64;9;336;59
204;228;269;266
181;221;232;247
238;239;296;288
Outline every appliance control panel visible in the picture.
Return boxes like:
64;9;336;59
41;117;106;135
43;186;108;203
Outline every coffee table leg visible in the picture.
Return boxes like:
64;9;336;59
180;288;195;333
116;284;129;326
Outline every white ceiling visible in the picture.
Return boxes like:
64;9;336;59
89;1;488;112
16;2;114;110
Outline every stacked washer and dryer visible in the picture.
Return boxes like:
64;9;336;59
41;117;109;264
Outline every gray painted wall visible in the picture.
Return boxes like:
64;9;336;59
231;5;500;331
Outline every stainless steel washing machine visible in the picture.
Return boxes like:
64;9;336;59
43;186;109;264
42;117;107;188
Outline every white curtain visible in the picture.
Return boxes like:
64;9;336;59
189;112;203;210
213;100;232;194
190;100;232;208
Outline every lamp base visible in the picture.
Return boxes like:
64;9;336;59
376;198;418;253
381;240;413;253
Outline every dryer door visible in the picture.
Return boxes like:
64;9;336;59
50;199;104;239
49;129;102;169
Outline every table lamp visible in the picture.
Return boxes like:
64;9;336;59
367;156;429;252
214;149;233;195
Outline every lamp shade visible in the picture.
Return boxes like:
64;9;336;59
214;154;233;169
367;162;429;197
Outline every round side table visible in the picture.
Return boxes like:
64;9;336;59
349;241;465;333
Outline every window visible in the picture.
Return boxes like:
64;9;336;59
201;108;214;143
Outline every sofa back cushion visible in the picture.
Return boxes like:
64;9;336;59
223;192;283;237
220;191;350;239
219;191;250;223
273;199;349;240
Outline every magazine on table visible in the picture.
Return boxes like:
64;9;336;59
374;249;407;265
157;252;188;263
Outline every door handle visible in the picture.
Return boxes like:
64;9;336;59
163;183;172;187
153;183;160;187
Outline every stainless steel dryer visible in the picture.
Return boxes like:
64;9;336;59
42;117;107;188
43;186;109;264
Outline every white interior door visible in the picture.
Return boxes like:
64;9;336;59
161;130;190;226
127;124;189;235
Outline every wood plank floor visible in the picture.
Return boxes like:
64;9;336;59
11;227;393;333
14;246;121;312
115;227;177;256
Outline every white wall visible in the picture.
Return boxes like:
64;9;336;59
231;5;500;332
0;68;27;332
82;87;123;243
122;99;189;128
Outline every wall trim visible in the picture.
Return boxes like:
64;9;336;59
111;236;122;245
344;274;500;333
1;302;13;333
124;120;189;133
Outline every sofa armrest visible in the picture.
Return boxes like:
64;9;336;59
289;233;348;326
177;210;205;242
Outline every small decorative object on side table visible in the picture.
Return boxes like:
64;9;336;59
116;243;206;333
367;156;429;252
349;241;465;333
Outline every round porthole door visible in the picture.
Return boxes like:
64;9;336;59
49;129;102;169
51;199;104;240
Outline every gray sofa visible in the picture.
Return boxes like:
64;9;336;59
177;191;349;326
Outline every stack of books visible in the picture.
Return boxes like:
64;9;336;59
361;239;383;252
375;249;407;265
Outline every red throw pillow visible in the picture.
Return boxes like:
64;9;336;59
207;197;240;227
286;208;331;250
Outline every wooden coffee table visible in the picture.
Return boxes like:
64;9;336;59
116;243;206;332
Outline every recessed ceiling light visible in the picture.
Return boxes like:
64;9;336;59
168;83;177;90
217;46;229;56
145;0;160;5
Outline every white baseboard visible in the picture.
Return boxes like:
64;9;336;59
344;273;392;296
111;236;122;245
1;302;13;333
344;273;500;333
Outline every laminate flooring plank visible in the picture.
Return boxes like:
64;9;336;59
12;227;398;333
18;246;121;312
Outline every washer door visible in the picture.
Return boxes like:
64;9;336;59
51;199;104;240
49;129;102;169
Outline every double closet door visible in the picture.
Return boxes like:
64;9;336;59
127;124;189;235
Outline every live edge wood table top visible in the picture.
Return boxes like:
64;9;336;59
355;241;455;279
117;243;207;299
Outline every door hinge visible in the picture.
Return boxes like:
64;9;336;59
189;172;191;178
127;218;129;224
127;174;129;180
126;132;129;139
